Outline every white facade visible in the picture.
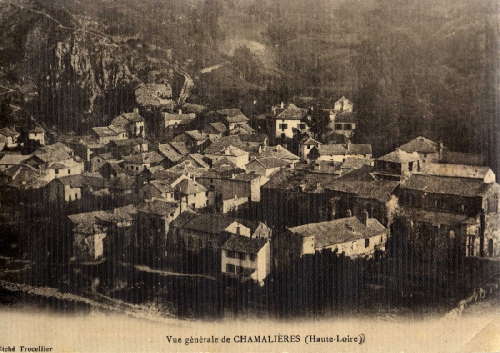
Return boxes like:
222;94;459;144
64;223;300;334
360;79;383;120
221;241;271;284
274;119;308;139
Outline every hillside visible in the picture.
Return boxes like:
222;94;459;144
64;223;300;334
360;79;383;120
0;0;498;167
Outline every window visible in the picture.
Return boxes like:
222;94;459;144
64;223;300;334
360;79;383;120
236;226;241;235
335;124;342;130
279;123;288;130
344;124;352;130
408;162;413;172
249;254;256;261
68;169;71;174
227;251;237;258
239;252;246;260
299;123;306;129
365;238;370;248
226;264;235;273
55;169;59;175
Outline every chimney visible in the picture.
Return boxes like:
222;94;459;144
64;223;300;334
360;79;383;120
360;210;369;226
178;108;183;115
439;141;444;161
280;101;284;109
133;107;139;114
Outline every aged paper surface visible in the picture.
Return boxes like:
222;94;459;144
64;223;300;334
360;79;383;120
0;0;499;352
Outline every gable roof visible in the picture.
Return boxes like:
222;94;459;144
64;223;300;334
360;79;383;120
174;178;207;194
123;151;164;164
318;144;372;156
289;217;386;248
0;153;31;165
377;149;421;163
258;145;300;161
208;122;227;134
181;214;241;234
158;143;184;162
137;200;179;216
222;235;267;254
248;157;290;170
163;112;196;123
401;174;496;197
92;126;120;137
417;163;495;181
206;145;248;157
326;179;399;202
0;127;19;137
275;104;308;120
399;136;439;154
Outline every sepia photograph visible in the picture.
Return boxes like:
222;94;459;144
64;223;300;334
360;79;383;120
0;0;499;352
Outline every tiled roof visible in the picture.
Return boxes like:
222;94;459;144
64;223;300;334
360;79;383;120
182;214;238;234
401;174;496;197
92;126;119;137
224;114;249;124
169;142;190;155
208;122;227;133
184;130;209;142
398;136;439;154
400;208;477;226
184;153;210;168
289;217;387;248
216;108;244;117
417;163;494;181
377;149;421;163
0;153;31;165
326;179;399;202
248;157;289;169
182;103;207;114
174;178;207;194
222;235;266;254
163;112;196;122
318;144;372;156
158;143;184;162
206;145;248;157
275;104;308;120
0;127;19;137
258;145;300;161
137;200;179;216
123;151;164;164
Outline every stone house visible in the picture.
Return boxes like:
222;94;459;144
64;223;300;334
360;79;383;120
299;136;321;160
272;103;310;139
315;143;372;163
46;174;108;203
373;149;423;181
398;136;442;164
110;109;146;138
398;173;500;257
275;215;387;269
136;200;181;257
162;111;196;132
204;145;249;169
245;157;290;177
122;151;165;175
173;178;208;210
28;126;46;146
221;234;271;285
0;127;20;149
